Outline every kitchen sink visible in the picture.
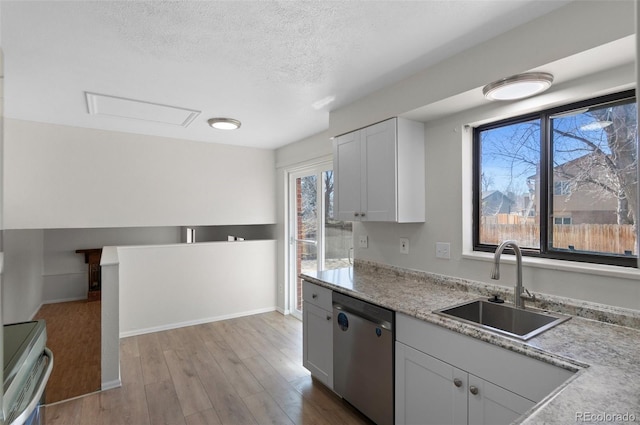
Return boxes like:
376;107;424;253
433;298;570;340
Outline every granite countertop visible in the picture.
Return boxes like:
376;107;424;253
301;261;640;425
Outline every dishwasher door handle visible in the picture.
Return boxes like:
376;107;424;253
333;304;393;330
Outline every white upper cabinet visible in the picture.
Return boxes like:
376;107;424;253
333;117;425;223
334;129;362;221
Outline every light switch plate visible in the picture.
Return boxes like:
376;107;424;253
436;242;450;259
400;238;409;254
359;235;368;248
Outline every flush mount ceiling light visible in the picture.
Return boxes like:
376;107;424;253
580;120;613;131
580;108;613;131
207;117;241;130
483;72;554;101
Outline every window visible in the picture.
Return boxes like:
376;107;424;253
474;90;637;267
554;217;572;225
553;181;571;196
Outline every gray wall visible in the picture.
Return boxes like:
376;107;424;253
2;226;183;317
42;227;181;302
3;119;277;230
2;229;44;323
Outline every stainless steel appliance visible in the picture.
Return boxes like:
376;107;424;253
333;292;394;425
3;321;53;425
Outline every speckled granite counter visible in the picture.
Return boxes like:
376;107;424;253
301;261;640;425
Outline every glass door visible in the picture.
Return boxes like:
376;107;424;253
289;163;352;319
291;171;319;319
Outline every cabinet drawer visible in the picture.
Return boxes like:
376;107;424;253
303;281;332;311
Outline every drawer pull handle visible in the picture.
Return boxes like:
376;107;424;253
326;315;332;321
354;212;360;217
360;212;366;217
312;294;318;299
469;386;479;395
453;378;462;388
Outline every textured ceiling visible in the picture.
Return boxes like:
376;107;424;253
1;1;573;149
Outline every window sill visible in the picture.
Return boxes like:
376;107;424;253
462;251;640;281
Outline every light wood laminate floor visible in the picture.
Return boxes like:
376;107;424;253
42;312;373;425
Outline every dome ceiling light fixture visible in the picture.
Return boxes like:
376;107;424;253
207;117;241;130
580;107;613;131
483;72;554;101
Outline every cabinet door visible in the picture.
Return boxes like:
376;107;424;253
363;119;397;221
467;375;535;425
302;302;333;388
334;130;362;221
396;342;467;425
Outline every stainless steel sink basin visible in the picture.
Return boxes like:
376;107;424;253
434;298;570;340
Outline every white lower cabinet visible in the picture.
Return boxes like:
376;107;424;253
303;302;333;387
302;282;333;389
467;374;535;425
396;342;533;425
396;342;468;425
395;313;574;425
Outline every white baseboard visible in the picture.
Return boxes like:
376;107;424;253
276;306;291;315
44;389;102;407
119;306;278;338
101;379;122;391
30;296;89;323
42;272;85;277
42;296;87;305
29;303;44;321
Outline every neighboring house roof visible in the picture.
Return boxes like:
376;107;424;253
482;190;497;199
527;152;610;180
482;190;515;203
482;190;516;216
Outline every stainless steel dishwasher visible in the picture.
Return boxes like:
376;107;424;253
333;291;394;425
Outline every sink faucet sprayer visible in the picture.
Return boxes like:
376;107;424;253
491;240;533;309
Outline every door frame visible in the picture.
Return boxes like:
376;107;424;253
286;160;333;320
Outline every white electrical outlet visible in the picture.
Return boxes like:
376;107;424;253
436;242;451;259
400;238;409;254
359;235;369;248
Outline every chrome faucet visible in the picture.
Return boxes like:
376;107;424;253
491;240;527;309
